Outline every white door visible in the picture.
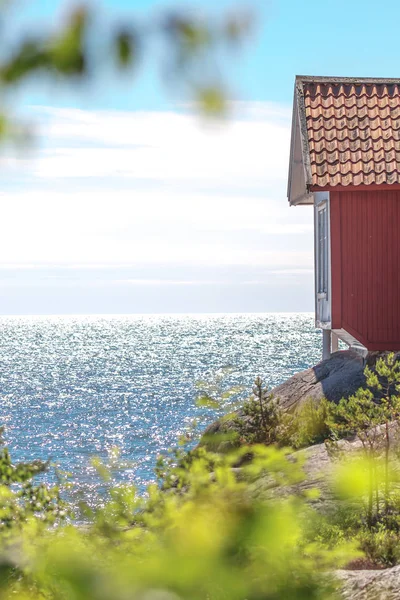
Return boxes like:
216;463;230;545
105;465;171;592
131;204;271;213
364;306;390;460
314;192;331;327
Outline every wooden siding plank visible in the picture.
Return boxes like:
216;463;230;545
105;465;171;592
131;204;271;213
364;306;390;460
366;193;373;344
341;320;369;348
337;189;400;349
330;192;342;328
361;193;368;345
396;199;400;340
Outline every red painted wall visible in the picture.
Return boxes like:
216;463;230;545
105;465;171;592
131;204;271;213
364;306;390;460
330;189;400;351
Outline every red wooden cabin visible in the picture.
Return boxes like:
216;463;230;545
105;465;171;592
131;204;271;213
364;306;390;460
287;76;400;358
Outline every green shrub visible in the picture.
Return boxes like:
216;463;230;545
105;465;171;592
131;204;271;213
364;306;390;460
232;378;282;446
0;428;68;531
327;353;400;526
358;524;400;567
280;398;332;449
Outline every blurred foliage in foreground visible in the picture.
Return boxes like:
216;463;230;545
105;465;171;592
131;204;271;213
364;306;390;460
1;355;400;596
0;440;353;599
0;0;254;143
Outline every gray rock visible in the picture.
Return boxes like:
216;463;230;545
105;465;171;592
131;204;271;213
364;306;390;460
247;436;334;505
337;565;400;599
201;350;367;450
201;350;400;450
273;349;366;411
248;422;400;507
273;350;400;411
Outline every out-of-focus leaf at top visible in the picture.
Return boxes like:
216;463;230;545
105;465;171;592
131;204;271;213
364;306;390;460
224;11;254;43
0;3;253;146
196;86;227;115
0;40;49;84
115;28;138;69
164;14;212;52
49;7;89;76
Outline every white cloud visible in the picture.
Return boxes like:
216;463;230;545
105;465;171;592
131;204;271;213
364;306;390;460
5;103;291;187
0;103;314;291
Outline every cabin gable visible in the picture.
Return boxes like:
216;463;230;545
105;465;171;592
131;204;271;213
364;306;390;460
287;84;313;205
287;76;400;355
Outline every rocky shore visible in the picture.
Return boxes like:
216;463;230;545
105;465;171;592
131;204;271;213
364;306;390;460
201;349;400;599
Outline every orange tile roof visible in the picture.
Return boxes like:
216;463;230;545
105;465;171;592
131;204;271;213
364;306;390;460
298;77;400;187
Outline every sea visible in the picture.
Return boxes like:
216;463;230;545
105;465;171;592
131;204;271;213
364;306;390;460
0;313;322;505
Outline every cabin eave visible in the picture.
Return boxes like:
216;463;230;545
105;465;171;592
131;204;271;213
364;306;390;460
287;81;313;205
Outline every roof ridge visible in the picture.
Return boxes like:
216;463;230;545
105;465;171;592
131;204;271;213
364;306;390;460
296;75;400;85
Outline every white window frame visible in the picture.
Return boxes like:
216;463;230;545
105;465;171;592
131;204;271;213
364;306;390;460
314;192;331;328
317;202;329;300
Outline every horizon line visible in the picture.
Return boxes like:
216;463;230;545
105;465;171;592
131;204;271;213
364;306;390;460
0;311;315;318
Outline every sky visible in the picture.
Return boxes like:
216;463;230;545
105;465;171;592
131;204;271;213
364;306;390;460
2;0;400;314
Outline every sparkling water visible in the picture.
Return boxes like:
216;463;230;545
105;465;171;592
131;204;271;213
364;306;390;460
0;313;321;502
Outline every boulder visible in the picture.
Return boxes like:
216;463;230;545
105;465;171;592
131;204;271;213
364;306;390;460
201;350;400;454
247;422;400;508
272;349;366;411
201;350;367;449
337;565;400;599
247;435;335;507
274;350;400;411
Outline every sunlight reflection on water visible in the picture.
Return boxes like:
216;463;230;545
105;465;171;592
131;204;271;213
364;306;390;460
0;313;321;503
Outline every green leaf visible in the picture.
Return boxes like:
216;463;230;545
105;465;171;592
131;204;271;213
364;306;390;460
115;30;137;68
50;7;88;76
196;86;227;115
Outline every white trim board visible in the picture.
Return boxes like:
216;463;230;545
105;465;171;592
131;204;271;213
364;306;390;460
332;329;368;358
